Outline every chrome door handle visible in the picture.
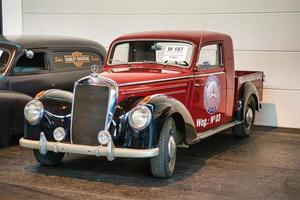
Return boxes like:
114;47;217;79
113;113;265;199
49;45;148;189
195;83;204;87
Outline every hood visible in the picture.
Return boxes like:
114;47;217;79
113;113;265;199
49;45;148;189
100;66;190;86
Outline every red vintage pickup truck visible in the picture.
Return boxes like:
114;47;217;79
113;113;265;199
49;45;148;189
20;31;264;178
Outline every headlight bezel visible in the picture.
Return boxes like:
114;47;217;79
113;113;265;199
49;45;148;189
128;105;152;131
24;99;44;125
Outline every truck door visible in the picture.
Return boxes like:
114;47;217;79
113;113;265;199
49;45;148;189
191;43;227;133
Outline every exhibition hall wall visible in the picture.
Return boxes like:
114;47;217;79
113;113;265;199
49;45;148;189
3;0;300;128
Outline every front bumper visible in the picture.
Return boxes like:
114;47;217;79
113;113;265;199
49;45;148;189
19;132;159;161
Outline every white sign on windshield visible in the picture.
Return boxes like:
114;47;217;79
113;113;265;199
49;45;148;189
0;50;3;57
162;46;188;62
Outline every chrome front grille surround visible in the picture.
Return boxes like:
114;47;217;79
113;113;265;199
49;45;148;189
70;75;118;145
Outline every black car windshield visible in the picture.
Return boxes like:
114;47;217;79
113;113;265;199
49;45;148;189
0;49;10;73
108;40;193;67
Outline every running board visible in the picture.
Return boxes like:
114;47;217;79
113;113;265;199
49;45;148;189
192;121;242;144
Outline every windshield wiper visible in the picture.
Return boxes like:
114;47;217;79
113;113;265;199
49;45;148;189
164;60;189;66
141;60;157;64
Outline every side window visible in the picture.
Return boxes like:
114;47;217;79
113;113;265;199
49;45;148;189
197;44;222;69
14;52;47;74
51;51;103;71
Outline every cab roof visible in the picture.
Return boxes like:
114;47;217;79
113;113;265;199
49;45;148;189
112;30;231;45
0;35;106;54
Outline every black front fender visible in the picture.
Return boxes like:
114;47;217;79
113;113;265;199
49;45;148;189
115;95;197;148
141;95;197;145
24;89;72;141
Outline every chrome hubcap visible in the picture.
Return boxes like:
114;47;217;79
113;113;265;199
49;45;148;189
245;107;253;129
168;135;176;160
167;124;176;172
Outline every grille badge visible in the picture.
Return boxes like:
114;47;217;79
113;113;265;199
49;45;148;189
90;65;99;77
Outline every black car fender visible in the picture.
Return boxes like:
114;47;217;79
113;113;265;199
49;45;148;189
0;90;32;137
235;81;260;121
24;89;72;140
12;92;33;135
116;94;197;148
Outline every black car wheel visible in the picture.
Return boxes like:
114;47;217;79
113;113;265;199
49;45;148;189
33;150;64;166
150;117;177;178
233;96;256;138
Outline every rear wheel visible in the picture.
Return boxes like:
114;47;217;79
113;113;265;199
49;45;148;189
33;150;64;166
232;96;256;138
150;117;177;178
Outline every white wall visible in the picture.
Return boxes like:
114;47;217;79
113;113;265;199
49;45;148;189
2;0;22;34
6;0;300;128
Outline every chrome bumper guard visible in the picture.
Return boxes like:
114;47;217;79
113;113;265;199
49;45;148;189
19;132;159;161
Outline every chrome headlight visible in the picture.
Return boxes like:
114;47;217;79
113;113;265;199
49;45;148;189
128;105;152;130
24;100;44;125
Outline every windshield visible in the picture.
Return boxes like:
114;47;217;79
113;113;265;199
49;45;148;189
0;49;10;73
108;40;193;67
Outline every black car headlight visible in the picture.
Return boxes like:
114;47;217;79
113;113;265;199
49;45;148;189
24;99;44;125
128;105;152;131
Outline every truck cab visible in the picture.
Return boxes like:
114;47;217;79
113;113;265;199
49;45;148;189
20;31;264;178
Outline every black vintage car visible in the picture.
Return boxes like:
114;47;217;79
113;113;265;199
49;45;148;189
0;35;106;142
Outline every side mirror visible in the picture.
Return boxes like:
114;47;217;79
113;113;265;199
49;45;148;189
25;50;34;59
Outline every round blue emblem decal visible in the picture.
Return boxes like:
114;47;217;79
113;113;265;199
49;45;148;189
204;75;221;114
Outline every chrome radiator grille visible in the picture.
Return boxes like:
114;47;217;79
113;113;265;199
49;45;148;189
71;84;109;145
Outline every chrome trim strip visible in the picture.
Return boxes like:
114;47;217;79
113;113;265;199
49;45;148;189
121;83;187;95
164;90;187;96
193;121;242;143
119;71;225;87
19;137;159;158
3;48;15;76
45;111;71;119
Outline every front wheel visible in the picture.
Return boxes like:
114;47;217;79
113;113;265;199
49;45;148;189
150;117;177;178
232;96;256;138
33;150;64;166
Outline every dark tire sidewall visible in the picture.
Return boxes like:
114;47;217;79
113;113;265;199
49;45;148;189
232;96;256;138
150;117;177;178
33;150;64;166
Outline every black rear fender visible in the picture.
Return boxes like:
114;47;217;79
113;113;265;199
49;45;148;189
0;91;32;137
235;81;260;121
